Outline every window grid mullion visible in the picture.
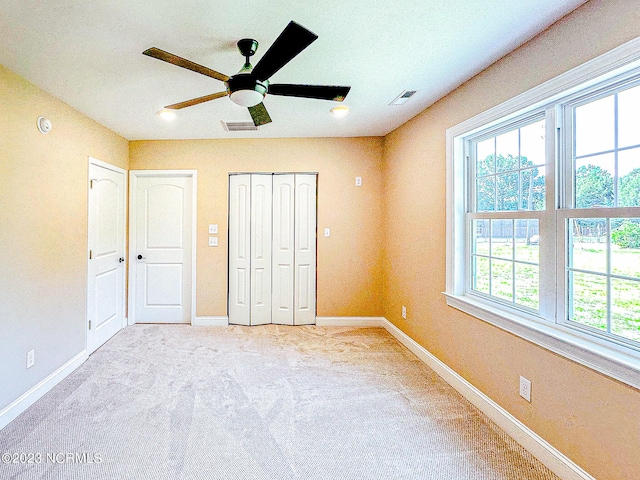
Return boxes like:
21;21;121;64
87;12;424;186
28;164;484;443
606;218;612;334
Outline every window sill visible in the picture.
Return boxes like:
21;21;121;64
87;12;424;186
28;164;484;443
443;292;640;390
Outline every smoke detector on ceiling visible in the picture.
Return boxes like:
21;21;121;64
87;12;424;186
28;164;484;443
37;116;52;134
389;90;417;106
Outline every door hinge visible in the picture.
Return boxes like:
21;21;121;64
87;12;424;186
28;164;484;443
90;179;96;189
88;320;92;330
89;250;92;259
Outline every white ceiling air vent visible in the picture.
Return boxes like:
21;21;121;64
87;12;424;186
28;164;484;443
222;121;259;132
389;90;417;106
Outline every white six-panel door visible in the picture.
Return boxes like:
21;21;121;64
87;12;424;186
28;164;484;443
228;173;316;326
130;172;195;324
87;159;126;354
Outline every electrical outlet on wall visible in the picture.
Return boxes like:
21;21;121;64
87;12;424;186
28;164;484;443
26;349;35;369
519;375;531;402
401;306;407;319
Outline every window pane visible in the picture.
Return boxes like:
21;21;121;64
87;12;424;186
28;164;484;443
611;278;640;342
491;259;513;301
575;95;615;156
611;218;640;278
472;256;490;294
472;219;490;255
496;172;519;211
476;177;495;211
520;119;545;167
476;138;495;177
569;271;608;332
515;219;539;263
515;264;539;310
575;154;614;208
520;167;545;210
491;219;513;259
569;219;607;273
618;148;640;207
618;84;640;148
496;130;519;172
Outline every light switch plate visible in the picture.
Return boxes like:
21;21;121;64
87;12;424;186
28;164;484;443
355;176;362;187
324;228;330;237
208;236;218;247
208;224;218;234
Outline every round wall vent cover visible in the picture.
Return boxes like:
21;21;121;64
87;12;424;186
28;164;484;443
37;116;52;134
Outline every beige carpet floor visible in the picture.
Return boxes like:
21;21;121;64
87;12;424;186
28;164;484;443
0;325;559;479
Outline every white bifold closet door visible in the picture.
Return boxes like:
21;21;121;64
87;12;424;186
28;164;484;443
229;173;316;326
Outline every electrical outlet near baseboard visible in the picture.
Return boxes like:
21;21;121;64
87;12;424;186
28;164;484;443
519;375;531;402
26;349;35;369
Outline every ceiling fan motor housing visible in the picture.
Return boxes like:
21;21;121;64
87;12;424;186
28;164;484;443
225;74;268;107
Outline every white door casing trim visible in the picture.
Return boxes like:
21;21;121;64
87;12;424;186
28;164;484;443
128;170;197;325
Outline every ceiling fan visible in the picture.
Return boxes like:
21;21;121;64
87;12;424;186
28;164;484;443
143;21;351;127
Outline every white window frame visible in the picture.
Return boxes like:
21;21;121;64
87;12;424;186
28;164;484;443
445;36;640;390
464;110;555;319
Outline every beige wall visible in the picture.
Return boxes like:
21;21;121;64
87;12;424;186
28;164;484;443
129;137;384;317
2;0;640;477
0;65;129;410
382;0;640;479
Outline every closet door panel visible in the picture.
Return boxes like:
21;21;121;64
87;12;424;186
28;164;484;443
272;174;295;325
250;175;273;325
228;175;251;325
294;174;317;325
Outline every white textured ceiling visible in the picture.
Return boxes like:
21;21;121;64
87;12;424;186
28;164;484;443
0;0;587;140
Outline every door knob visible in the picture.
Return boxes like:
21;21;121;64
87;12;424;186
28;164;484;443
137;254;146;260
118;257;125;263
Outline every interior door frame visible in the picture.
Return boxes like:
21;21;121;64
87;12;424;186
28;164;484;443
86;157;127;351
128;170;197;325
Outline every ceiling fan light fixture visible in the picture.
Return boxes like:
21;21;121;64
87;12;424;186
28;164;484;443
330;105;349;118
229;89;265;107
226;74;268;107
158;109;176;121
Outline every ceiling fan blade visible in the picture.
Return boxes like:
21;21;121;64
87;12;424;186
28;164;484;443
248;102;272;126
165;91;228;110
143;47;229;82
268;84;351;101
251;21;318;81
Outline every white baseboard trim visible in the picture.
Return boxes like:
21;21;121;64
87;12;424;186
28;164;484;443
315;316;386;327
381;318;594;480
0;350;88;431
193;316;229;327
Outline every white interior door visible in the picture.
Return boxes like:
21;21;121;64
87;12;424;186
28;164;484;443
130;172;195;324
87;159;126;354
229;174;251;326
272;174;295;325
228;173;316;326
294;174;317;325
250;175;273;325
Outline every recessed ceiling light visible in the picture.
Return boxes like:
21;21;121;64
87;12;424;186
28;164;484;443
330;105;349;118
158;109;176;121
